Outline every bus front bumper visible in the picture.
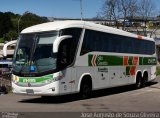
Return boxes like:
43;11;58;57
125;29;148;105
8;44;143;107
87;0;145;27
12;82;60;96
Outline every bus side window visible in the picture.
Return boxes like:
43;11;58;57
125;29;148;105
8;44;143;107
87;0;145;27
80;30;92;55
57;39;71;69
60;28;82;63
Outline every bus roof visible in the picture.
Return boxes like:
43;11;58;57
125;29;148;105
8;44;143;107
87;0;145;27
21;21;154;41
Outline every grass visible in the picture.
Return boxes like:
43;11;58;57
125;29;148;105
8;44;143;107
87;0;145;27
157;66;160;76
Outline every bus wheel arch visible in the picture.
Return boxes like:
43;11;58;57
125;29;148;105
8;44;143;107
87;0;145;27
79;74;92;99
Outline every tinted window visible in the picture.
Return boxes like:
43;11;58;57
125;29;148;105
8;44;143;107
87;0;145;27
57;28;82;69
80;29;155;55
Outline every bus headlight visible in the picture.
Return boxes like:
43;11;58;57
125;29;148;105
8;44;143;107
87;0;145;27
44;79;54;84
53;71;64;81
44;71;64;84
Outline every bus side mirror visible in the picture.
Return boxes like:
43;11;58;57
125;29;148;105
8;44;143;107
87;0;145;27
3;40;17;57
53;35;72;53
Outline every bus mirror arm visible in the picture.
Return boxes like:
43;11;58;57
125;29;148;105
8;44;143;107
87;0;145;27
3;40;17;57
53;35;72;53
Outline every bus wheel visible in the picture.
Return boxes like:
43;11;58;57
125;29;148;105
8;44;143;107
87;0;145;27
142;72;148;87
80;78;92;99
135;73;142;89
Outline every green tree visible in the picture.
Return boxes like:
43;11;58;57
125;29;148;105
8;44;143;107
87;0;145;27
0;11;48;42
0;12;13;37
19;12;49;32
5;12;20;32
3;31;18;41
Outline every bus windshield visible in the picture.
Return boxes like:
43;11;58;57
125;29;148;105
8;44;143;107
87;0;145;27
13;32;58;75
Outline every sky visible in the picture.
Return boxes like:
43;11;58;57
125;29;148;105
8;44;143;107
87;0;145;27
0;0;160;18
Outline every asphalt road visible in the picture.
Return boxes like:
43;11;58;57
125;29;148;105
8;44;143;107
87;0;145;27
0;77;160;114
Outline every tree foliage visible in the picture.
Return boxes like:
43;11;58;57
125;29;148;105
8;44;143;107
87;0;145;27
119;0;138;30
137;0;155;36
100;0;139;29
101;0;120;28
99;0;157;36
3;31;18;41
19;12;48;32
0;11;49;42
0;12;13;37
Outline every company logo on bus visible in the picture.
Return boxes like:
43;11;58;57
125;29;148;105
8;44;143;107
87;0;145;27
148;58;156;64
23;78;36;83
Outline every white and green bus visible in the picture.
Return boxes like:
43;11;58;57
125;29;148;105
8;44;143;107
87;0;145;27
12;21;157;98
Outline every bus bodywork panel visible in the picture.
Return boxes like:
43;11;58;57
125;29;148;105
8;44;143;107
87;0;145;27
75;53;156;91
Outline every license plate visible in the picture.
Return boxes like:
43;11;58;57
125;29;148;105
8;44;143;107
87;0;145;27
26;89;34;94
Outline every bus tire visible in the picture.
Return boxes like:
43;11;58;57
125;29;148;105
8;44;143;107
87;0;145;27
135;72;142;89
80;76;92;99
142;72;148;87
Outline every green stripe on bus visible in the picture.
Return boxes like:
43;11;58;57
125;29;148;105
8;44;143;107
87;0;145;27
140;57;157;65
18;74;53;83
88;55;94;66
88;54;156;66
139;57;143;65
89;55;123;66
128;56;133;65
126;66;130;75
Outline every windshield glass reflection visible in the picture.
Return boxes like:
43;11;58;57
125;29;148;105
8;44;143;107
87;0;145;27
13;32;58;74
